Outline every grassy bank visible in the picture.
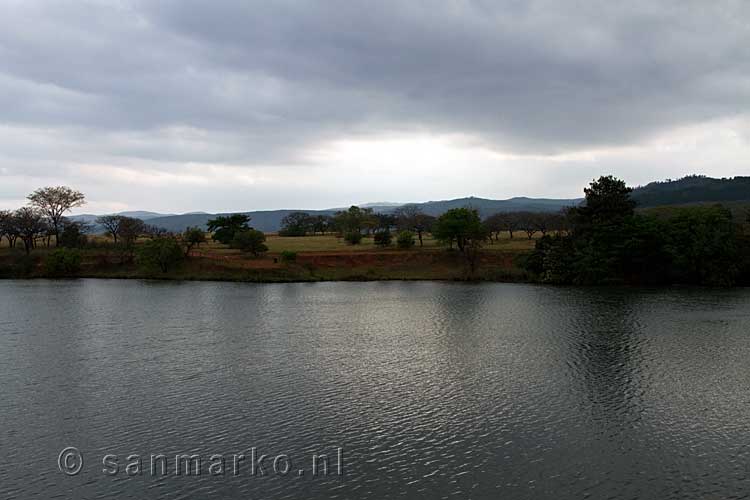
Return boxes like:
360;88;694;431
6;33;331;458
0;233;536;282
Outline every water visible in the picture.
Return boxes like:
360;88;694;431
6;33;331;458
1;280;749;499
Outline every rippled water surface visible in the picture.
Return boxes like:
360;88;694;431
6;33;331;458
1;280;750;499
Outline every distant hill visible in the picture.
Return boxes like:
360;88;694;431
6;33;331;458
141;197;580;233
631;175;750;207
70;175;750;234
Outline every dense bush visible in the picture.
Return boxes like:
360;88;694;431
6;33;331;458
373;230;392;247
523;176;748;286
396;230;415;249
344;231;363;245
280;250;297;262
43;248;82;276
59;223;88;248
230;229;268;256
136;237;184;273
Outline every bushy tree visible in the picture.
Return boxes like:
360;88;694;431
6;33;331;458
182;227;206;256
344;231;363;245
396;230;416;249
230;229;268;256
207;214;251;244
136;237;184;273
433;208;487;252
59;220;89;248
279;212;312;236
374;229;392;247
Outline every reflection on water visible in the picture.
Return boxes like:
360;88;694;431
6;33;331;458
1;280;749;499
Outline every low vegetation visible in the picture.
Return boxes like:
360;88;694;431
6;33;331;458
1;179;748;284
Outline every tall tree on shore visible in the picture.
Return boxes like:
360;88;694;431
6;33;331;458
27;186;85;246
207;214;251;244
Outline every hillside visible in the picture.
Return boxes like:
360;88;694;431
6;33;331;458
142;197;580;233
71;176;750;233
632;175;750;207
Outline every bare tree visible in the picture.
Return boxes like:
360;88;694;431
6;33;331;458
27;186;85;246
96;215;123;244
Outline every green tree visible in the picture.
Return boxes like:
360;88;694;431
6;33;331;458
279;212;312;236
182;227;206;256
207;214;251;244
230;229;268;256
396;230;415;249
137;237;184;273
433;208;486;252
374;229;392;247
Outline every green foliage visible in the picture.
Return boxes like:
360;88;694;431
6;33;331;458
43;248;82;276
207;214;251;244
396;230;415;249
279;212;311;236
344;231;363;245
334;206;376;235
433;208;487;252
59;222;88;248
280;250;297;262
136;237;184;273
373;230;392;247
230;229;268;256
523;176;746;286
182;227;206;255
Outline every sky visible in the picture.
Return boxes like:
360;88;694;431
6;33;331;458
0;0;749;215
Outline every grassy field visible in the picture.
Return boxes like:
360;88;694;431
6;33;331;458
0;231;536;282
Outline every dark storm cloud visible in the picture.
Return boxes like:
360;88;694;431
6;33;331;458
0;0;748;212
0;0;748;162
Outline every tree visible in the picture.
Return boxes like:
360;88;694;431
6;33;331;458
182;227;206;256
433;208;487;253
27;186;85;246
0;210;18;248
97;215;124;244
373;229;392;247
207;214;251;244
137;237;184;273
394;205;434;246
309;215;332;235
117;217;145;248
279;212;312;236
230;229;268;256
333;206;375;236
14;207;48;255
396;230;415;249
59;219;89;248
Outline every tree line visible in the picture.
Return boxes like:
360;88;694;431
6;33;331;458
522;176;750;286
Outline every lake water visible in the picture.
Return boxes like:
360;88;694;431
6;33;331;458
1;280;749;499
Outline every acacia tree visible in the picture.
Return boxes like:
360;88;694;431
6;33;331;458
433;207;488;274
97;215;124;244
394;205;434;246
27;186;85;246
14;207;48;255
0;210;16;248
279;212;312;236
207;214;251;244
182;227;206;256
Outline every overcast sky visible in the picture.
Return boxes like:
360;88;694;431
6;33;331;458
1;0;748;214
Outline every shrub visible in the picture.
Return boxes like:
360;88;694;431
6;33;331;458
43;248;82;276
230;229;268;256
280;250;297;262
136;237;184;273
59;224;88;248
344;231;363;245
396;230;415;249
373;230;392;247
